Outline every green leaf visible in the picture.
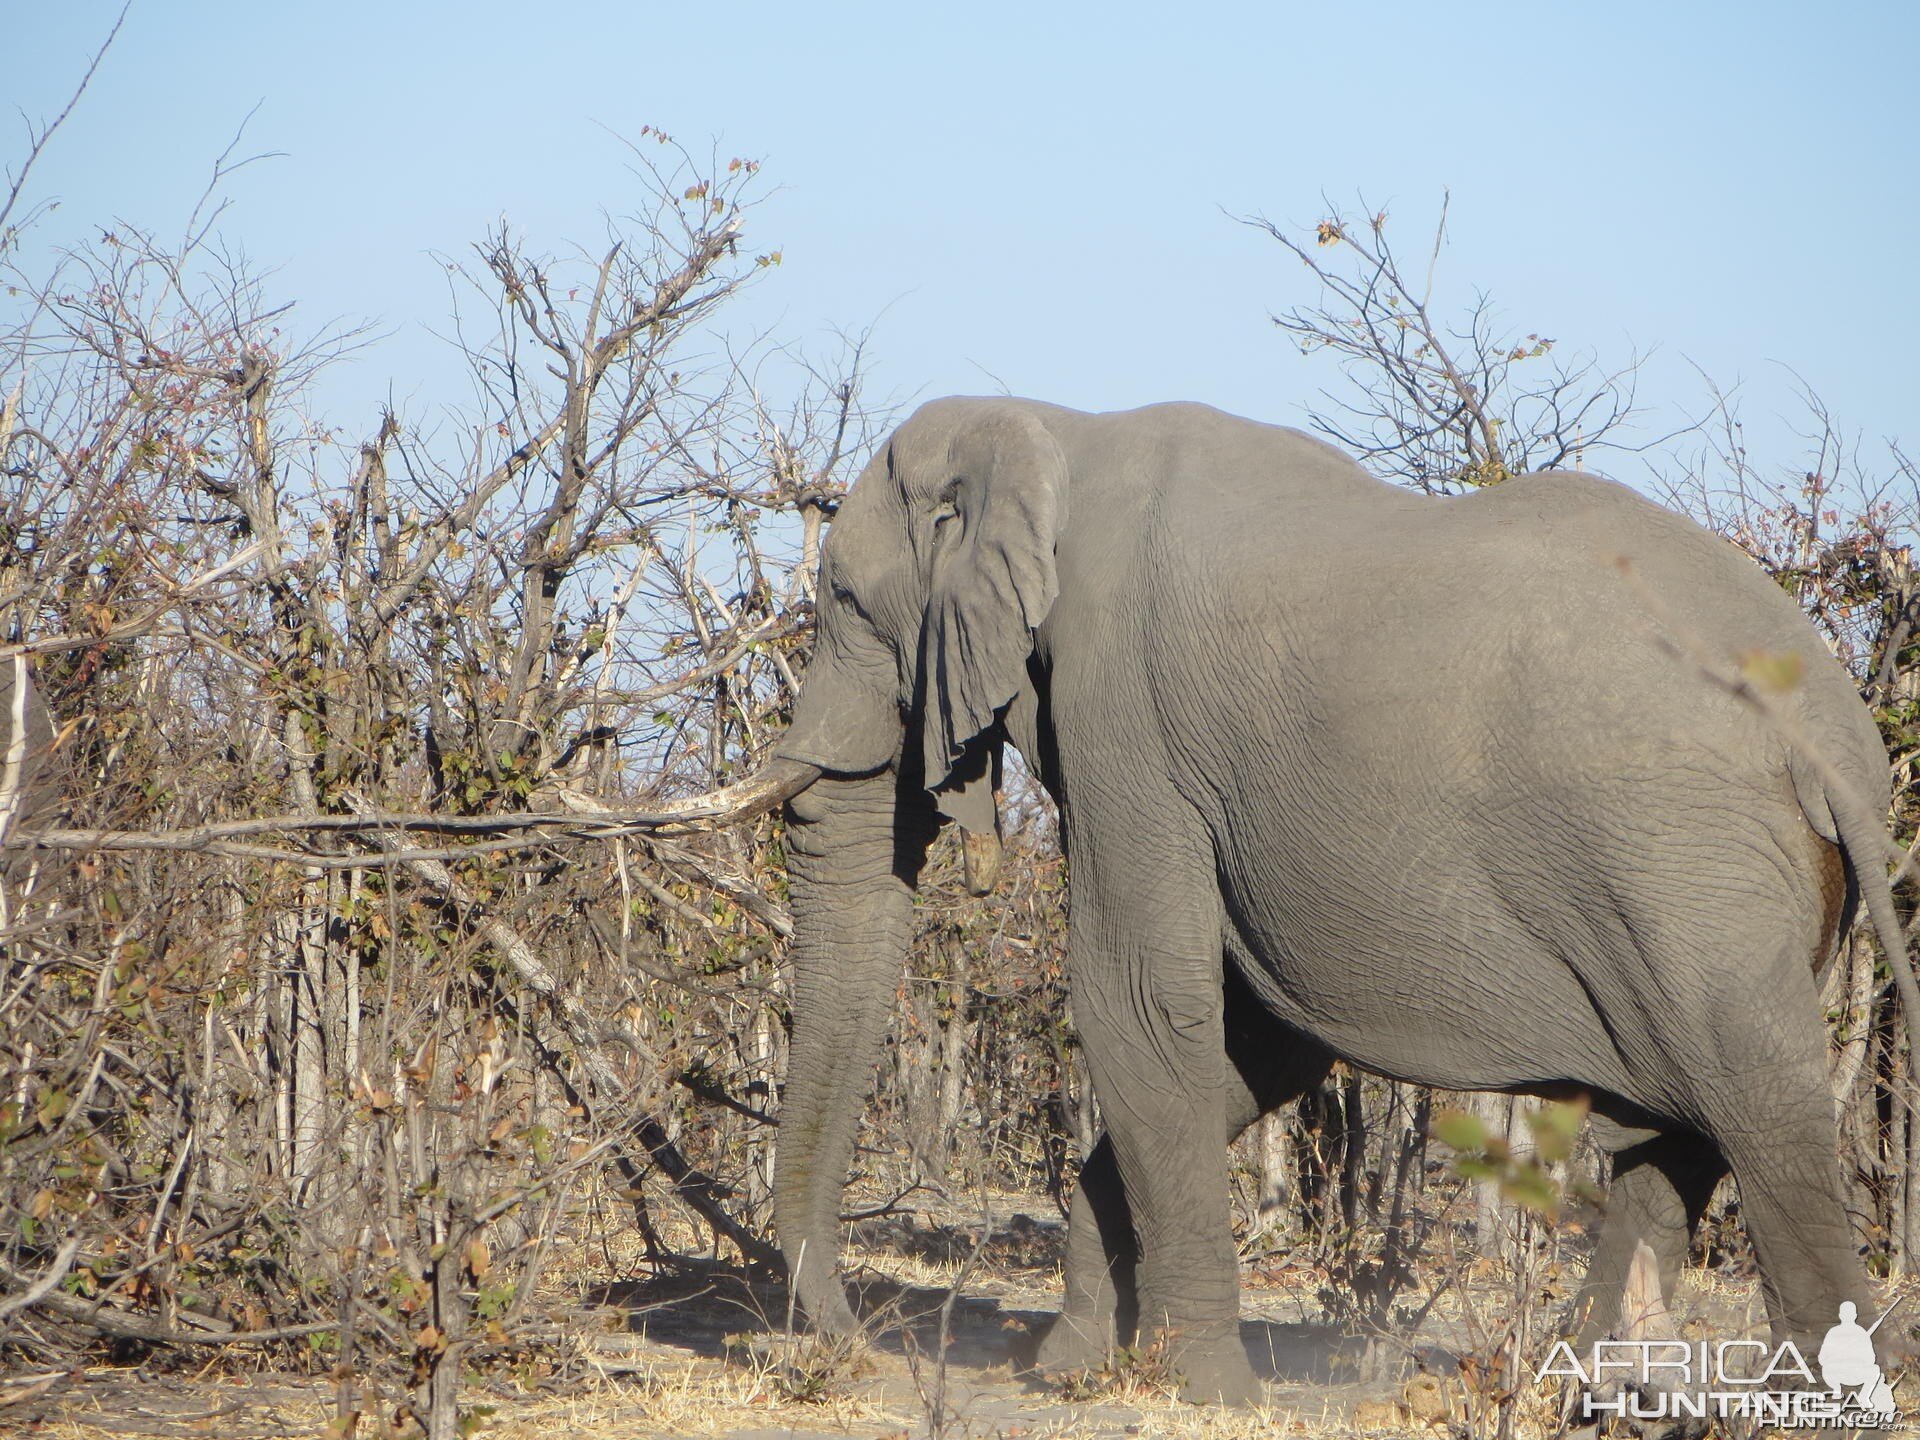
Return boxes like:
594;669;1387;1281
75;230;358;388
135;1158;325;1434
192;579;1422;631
1501;1165;1561;1217
1738;648;1805;694
1431;1109;1486;1152
1524;1099;1587;1163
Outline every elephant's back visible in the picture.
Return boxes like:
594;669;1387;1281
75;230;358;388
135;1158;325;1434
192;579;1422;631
1149;461;1884;895
1427;471;1884;804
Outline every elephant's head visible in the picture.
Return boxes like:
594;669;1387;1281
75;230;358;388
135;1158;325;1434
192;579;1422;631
779;398;1065;845
764;398;1068;1327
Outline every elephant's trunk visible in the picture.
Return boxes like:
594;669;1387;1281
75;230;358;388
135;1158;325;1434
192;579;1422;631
773;767;934;1330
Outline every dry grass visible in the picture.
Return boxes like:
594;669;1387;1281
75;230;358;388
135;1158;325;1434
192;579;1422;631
18;1186;1918;1440
8;1366;1350;1440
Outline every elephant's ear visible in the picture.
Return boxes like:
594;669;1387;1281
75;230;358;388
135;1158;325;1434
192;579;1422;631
919;409;1064;806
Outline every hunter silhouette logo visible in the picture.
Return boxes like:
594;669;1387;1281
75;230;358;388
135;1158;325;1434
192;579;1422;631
1818;1302;1897;1418
1538;1301;1903;1428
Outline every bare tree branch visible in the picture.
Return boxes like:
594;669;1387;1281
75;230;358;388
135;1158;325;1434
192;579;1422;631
0;2;132;248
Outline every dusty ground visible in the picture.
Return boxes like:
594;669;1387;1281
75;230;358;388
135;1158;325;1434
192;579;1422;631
4;1193;1896;1439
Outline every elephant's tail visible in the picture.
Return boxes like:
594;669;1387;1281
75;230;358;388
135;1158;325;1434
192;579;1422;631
1822;776;1920;1065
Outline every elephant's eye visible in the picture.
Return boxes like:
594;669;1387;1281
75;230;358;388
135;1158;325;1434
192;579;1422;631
930;491;961;541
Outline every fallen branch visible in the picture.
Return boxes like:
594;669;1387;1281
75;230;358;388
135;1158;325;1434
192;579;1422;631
7;805;748;852
0;1257;339;1346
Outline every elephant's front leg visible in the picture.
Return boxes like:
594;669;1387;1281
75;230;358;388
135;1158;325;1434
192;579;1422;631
1037;984;1334;1376
1064;828;1255;1404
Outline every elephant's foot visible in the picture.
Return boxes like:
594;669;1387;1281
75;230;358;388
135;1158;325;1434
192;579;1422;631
1031;1308;1115;1375
792;1276;858;1336
1162;1328;1262;1406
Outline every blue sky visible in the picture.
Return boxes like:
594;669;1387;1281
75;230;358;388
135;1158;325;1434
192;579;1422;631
6;1;1915;481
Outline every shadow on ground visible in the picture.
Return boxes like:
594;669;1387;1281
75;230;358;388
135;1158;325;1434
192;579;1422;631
591;1264;1376;1390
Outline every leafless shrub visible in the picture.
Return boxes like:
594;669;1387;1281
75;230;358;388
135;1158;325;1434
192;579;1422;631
0;51;1091;1427
0;107;885;1432
1248;192;1649;492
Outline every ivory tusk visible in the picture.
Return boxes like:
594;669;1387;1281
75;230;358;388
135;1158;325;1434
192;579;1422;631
617;757;821;830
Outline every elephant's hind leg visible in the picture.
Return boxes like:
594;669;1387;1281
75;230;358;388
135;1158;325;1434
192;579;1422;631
1566;1126;1725;1347
1702;1063;1868;1343
1653;938;1869;1345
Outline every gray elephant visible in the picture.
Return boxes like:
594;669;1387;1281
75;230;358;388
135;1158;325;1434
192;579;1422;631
713;397;1910;1403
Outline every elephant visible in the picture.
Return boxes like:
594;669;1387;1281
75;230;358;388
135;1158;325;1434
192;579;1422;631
706;396;1911;1404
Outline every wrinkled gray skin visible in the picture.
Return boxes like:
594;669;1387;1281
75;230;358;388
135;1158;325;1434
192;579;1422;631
770;397;1904;1404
